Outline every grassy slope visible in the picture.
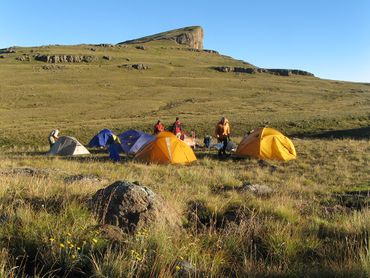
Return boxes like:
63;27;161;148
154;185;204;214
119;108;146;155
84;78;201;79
0;39;369;276
0;40;369;146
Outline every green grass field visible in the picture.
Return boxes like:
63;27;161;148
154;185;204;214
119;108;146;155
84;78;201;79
0;38;369;277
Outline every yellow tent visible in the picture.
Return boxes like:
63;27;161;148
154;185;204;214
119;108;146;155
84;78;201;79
236;128;296;161
135;131;197;164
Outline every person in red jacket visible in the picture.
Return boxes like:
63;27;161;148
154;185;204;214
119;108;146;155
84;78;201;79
171;117;183;138
153;120;165;135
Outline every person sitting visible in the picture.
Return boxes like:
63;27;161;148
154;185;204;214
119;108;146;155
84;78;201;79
171;117;183;138
48;129;59;148
153;120;165;135
215;117;230;157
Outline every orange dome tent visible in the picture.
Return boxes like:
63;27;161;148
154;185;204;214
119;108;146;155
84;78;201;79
135;131;197;164
236;128;296;161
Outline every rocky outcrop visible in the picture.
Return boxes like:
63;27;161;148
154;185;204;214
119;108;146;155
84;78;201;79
88;181;180;233
136;45;147;50
203;49;219;54
119;64;150;70
34;54;97;63
16;55;31;61
213;66;314;77
0;47;16;54
118;26;204;50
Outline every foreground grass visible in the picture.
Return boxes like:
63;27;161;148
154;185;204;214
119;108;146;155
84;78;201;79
0;138;369;277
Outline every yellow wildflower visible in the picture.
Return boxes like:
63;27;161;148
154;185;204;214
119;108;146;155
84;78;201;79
49;238;55;242
60;243;65;248
67;233;72;237
77;247;81;251
92;238;98;244
175;265;181;271
71;254;76;259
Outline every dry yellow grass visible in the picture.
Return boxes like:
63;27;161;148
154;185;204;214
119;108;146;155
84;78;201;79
0;138;369;276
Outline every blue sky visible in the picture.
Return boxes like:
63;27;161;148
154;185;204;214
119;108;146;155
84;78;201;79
1;0;369;82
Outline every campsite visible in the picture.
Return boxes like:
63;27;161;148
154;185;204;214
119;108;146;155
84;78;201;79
1;2;370;277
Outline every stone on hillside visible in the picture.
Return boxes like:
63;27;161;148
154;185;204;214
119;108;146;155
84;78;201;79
203;49;219;54
16;55;30;61
102;55;111;60
241;182;273;196
119;63;150;70
132;63;149;70
0;47;16;54
34;54;97;63
136;45;147;50
88;181;180;233
213;66;314;76
64;174;106;184
0;167;51;177
0;55;5;58
175;260;201;277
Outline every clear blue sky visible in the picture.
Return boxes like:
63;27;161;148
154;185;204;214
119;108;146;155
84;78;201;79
1;0;369;82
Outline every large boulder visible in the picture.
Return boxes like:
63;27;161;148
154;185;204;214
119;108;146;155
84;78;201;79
89;181;179;233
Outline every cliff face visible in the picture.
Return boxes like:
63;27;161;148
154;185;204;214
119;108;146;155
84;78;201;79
118;26;204;49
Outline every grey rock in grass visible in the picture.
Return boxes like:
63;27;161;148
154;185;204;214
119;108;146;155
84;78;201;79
89;181;180;233
64;174;106;184
175;260;201;277
136;45;147;50
241;182;273;196
0;167;51;177
34;54;97;63
119;63;150;70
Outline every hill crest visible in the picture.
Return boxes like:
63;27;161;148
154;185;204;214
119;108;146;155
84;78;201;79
118;26;204;49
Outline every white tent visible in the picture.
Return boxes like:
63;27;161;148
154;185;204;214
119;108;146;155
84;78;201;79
48;136;90;156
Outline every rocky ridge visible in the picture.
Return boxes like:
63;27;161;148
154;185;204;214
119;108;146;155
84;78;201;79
119;26;204;50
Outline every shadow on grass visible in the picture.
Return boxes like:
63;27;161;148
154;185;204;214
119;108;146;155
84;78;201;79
296;126;370;140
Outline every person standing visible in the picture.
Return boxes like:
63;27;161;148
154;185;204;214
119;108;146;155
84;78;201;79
215;117;230;157
48;129;59;148
153;120;165;135
171;117;183;138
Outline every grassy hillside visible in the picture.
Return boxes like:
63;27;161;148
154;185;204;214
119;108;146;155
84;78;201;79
0;40;369;147
0;35;369;277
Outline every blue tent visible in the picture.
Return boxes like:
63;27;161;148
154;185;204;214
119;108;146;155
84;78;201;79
118;130;155;155
88;129;116;148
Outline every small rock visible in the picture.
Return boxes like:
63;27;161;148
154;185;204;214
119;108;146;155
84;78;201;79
175;260;200;277
136;45;147;50
102;55;111;60
16;55;30;61
241;182;273;196
203;49;219;54
132;63;149;70
64;174;105;184
118;63;150;70
0;167;51;177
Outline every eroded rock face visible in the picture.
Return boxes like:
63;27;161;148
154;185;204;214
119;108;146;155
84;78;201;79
119;26;204;50
89;181;180;233
34;54;97;63
213;66;314;76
